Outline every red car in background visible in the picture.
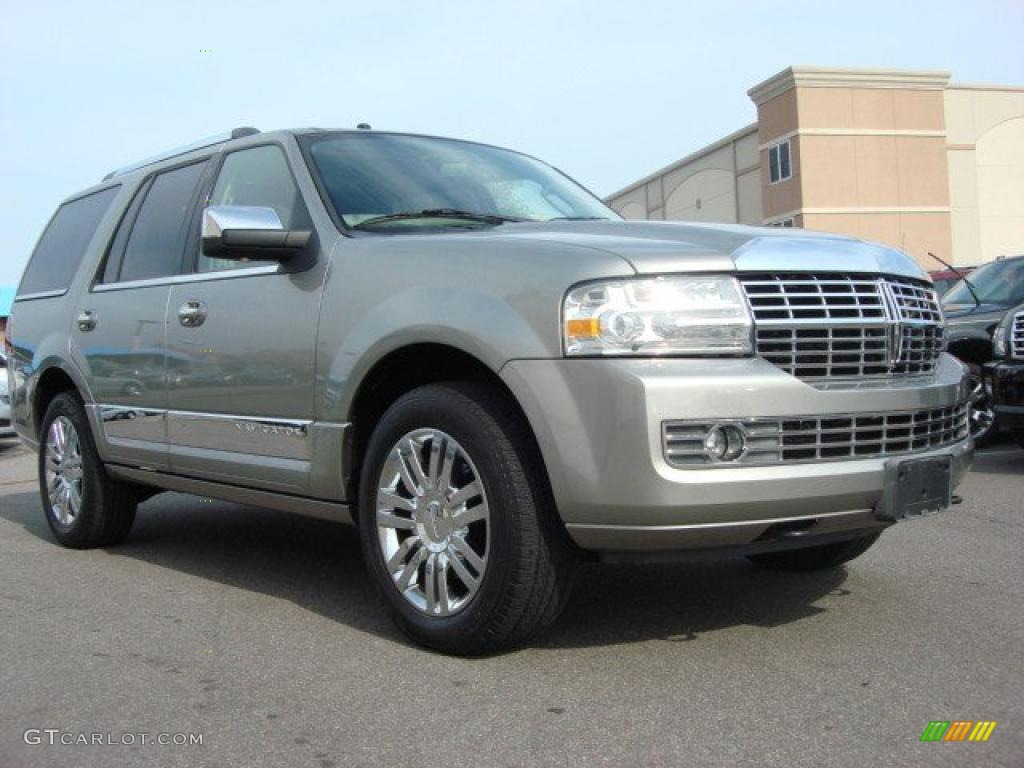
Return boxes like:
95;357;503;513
930;266;976;296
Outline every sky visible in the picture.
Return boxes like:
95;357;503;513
1;0;1023;286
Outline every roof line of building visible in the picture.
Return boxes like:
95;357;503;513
604;122;758;202
947;82;1024;93
748;66;952;105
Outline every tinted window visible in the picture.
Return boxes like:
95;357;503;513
942;259;1024;306
18;186;119;296
199;145;310;272
100;178;151;284
118;161;206;282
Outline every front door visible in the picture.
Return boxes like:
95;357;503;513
165;144;326;494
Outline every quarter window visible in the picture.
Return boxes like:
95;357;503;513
198;145;310;273
18;187;120;297
117;161;207;283
768;140;792;184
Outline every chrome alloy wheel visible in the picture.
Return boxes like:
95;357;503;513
375;429;489;617
44;416;84;526
967;374;995;442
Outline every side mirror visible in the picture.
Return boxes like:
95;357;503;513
201;205;311;261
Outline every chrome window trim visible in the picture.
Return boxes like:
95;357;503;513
92;264;281;292
14;289;69;301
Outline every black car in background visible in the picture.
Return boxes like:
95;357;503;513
988;304;1024;449
941;255;1024;445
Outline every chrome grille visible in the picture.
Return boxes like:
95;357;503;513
741;273;886;322
755;326;889;378
739;273;944;381
663;402;968;467
1012;311;1024;359
888;277;943;323
893;325;945;374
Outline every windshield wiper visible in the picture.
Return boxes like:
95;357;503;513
929;251;980;308
352;209;524;230
546;216;609;221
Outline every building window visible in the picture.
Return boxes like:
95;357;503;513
767;217;796;228
768;140;792;184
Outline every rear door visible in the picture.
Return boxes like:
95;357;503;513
10;185;121;439
165;143;327;494
75;159;209;470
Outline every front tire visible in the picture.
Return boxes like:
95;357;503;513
39;393;138;548
358;382;576;655
746;532;882;572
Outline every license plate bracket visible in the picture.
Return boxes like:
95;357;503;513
876;456;953;522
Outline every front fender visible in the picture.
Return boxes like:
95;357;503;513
317;284;551;422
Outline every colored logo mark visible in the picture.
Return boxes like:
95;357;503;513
921;721;997;742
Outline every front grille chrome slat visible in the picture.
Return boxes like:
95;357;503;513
1011;310;1024;359
663;402;968;468
740;273;945;381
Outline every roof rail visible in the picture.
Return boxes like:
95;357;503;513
102;126;260;181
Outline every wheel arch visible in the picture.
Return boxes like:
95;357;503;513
31;361;91;438
344;342;549;519
947;334;995;367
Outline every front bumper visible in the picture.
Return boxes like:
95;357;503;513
501;353;973;552
990;359;1024;432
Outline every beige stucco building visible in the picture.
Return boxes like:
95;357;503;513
605;66;1024;268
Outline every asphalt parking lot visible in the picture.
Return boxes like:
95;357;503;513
0;437;1021;768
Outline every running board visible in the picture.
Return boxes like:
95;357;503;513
106;465;352;524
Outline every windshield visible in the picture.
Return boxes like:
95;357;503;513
942;258;1024;306
303;133;617;230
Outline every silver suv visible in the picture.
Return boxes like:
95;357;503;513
6;128;973;654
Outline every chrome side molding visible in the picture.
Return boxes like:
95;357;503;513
167;411;312;460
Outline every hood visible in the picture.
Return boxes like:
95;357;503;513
942;302;1012;320
489;220;930;280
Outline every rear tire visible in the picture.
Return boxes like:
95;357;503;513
358;382;577;655
38;393;138;548
746;532;882;572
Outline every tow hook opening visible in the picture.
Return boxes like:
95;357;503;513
755;519;818;542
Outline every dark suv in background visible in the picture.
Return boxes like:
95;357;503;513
990;304;1024;448
942;255;1024;444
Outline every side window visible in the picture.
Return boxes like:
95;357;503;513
116;161;207;283
18;186;120;297
199;145;311;273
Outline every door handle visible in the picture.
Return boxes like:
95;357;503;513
77;310;97;332
177;300;207;328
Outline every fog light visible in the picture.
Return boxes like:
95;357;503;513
703;424;746;462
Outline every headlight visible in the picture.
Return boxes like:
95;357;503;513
993;325;1007;358
563;276;753;356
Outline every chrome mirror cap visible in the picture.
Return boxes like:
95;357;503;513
202;205;283;240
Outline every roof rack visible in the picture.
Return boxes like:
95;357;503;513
102;126;260;181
